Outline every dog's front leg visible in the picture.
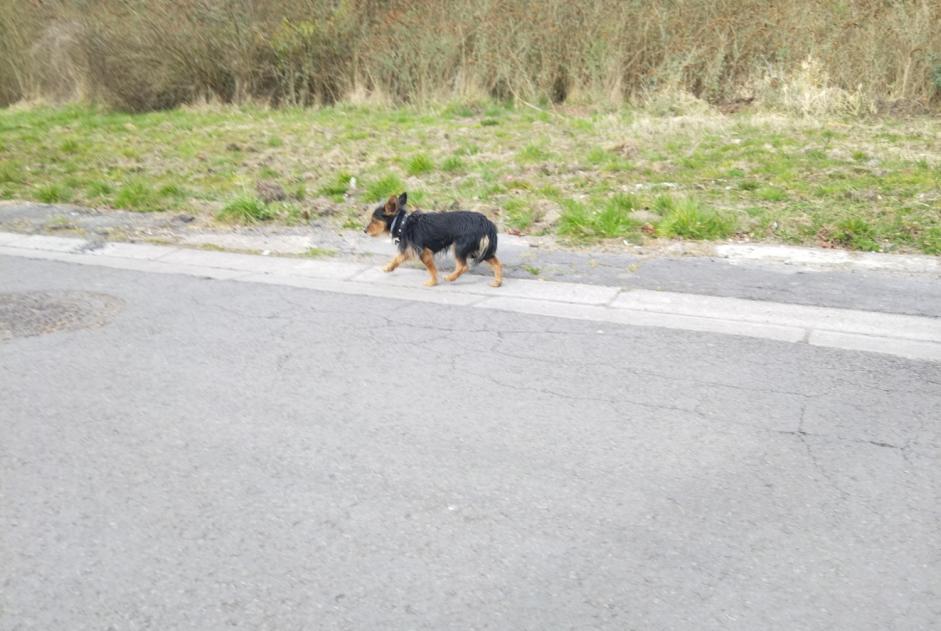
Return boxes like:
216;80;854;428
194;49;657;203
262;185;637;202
383;251;409;273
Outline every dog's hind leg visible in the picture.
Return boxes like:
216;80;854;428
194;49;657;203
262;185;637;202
383;251;409;273
486;256;503;287
445;256;469;282
419;248;439;286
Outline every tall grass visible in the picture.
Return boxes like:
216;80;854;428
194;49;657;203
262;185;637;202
1;0;940;112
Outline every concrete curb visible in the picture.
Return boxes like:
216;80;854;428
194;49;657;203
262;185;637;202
2;232;939;362
716;243;940;274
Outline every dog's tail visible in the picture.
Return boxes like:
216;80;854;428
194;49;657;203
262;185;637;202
472;222;498;265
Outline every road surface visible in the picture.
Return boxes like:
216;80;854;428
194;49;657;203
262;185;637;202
1;253;939;630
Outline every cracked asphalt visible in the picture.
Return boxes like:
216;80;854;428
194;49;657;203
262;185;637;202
2;256;940;630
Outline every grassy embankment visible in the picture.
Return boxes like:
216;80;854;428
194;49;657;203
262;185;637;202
1;104;939;254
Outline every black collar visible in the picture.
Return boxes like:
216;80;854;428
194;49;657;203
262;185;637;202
389;209;410;243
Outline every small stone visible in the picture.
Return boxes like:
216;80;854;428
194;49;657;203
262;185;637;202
175;214;195;223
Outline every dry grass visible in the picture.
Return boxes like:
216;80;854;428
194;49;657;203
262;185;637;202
1;1;939;112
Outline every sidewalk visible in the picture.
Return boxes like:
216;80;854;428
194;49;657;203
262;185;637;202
2;231;939;362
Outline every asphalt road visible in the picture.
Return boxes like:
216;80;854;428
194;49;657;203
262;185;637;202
2;256;939;630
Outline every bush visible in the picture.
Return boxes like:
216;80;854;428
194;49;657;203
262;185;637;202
2;1;940;110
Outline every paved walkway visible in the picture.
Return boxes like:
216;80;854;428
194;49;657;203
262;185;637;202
2;231;939;362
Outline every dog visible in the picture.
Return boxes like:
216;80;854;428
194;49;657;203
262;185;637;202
364;192;502;288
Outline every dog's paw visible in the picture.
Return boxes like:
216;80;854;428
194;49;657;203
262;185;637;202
490;280;502;288
382;265;396;273
423;279;438;287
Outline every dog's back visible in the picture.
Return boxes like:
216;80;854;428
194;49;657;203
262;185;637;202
406;211;497;263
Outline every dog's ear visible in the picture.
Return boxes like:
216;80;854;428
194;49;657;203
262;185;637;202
383;195;398;215
397;192;408;208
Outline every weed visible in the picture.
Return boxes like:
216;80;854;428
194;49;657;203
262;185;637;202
216;196;273;223
0;160;24;183
758;187;787;201
454;144;480;156
303;247;336;257
60;139;81;154
158;183;185;198
558;200;593;237
658;197;736;239
832;217;879;251
406;154;434;176
921;226;941;255
586;147;610;165
444;103;476;118
365;173;405;202
276;202;304;224
504;198;535;230
87;181;113;197
115;180;164;212
652;195;675;214
586;147;631;171
36;183;71;203
45;215;74;230
558;195;641;239
517;144;551;163
442;156;465;173
320;171;353;201
523;264;541;276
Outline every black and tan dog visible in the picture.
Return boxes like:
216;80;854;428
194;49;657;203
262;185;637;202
364;192;502;287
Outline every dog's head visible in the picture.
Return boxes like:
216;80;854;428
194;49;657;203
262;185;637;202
364;192;408;237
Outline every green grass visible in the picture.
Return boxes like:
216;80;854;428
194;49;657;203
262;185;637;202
0;104;938;253
319;171;353;201
302;246;336;258
216;196;273;223
36;183;71;203
504;198;536;231
516;144;552;163
831;217;880;251
559;195;642;239
365;173;405;202
114;180;166;212
585;147;631;172
60;139;81;154
657;197;737;240
406;154;434;176
441;155;465;173
86;180;113;197
0;160;24;183
757;187;787;202
921;226;941;255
